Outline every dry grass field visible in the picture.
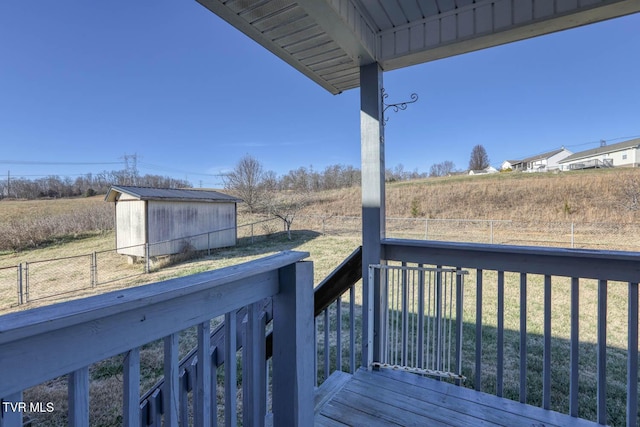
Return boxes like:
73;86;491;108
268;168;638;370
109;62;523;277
3;168;640;425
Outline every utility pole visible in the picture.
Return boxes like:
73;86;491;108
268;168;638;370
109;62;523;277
7;170;10;198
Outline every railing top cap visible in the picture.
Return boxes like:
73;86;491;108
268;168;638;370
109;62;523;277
382;238;640;261
0;251;309;344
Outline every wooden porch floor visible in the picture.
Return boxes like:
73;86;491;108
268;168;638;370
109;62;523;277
314;368;602;427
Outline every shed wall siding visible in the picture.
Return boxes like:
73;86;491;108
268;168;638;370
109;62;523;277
147;201;236;256
116;201;146;257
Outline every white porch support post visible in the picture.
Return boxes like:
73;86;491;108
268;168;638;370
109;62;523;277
360;62;385;368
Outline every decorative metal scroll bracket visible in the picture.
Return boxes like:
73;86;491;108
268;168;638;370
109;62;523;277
381;88;418;126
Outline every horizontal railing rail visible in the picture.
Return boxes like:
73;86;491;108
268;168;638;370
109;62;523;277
381;238;640;427
0;251;313;427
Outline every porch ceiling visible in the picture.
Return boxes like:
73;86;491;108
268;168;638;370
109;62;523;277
197;0;640;94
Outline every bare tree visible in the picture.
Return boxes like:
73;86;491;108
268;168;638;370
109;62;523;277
468;145;490;171
223;155;265;213
266;191;309;240
429;160;456;177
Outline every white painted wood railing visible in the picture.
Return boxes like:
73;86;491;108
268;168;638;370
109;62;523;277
0;251;314;427
381;238;640;427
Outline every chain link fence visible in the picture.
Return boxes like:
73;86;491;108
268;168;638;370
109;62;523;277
2;216;640;312
0;218;281;312
295;215;640;251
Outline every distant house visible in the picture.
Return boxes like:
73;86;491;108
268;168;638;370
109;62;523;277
500;160;520;171
468;166;499;175
514;148;573;172
105;186;241;261
558;138;640;170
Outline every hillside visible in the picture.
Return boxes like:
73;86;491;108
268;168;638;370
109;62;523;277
302;168;640;223
2;168;640;253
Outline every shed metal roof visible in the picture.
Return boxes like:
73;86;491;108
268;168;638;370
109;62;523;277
559;138;640;163
105;186;241;203
197;0;640;94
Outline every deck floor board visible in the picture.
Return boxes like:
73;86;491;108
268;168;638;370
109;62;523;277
315;368;603;427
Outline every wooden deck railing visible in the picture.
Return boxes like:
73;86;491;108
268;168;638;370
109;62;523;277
135;246;363;424
0;251;313;427
381;238;640;426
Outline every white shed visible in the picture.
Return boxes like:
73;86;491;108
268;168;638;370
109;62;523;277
105;186;240;259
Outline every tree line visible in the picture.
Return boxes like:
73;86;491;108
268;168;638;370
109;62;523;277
0;170;191;200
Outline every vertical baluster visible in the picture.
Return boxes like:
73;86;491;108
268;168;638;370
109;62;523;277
124;347;141;427
543;275;552;410
314;317;318;385
164;334;179;427
426;270;433;371
147;389;161;426
324;308;330;378
597;279;607;425
350;285;356;373
455;269;463;386
211;348;219;427
411;268;417;367
225;311;238;427
570;277;579;417
447;271;453;374
436;266;442;374
243;304;266;427
627;282;638;427
401;263;409;366
197;321;212;427
180;366;190;427
336;296;342;372
519;273;527;404
417;265;425;369
2;392;23;427
475;269;483;391
389;266;396;365
497;271;504;397
69;367;89;427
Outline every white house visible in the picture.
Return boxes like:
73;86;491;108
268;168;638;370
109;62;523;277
558;138;640;170
515;148;573;172
468;166;499;175
500;160;520;171
105;186;241;260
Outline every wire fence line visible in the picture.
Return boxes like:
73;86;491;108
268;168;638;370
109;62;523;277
0;218;282;311
3;215;640;311
293;215;640;251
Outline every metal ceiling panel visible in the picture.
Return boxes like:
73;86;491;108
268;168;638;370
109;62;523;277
198;0;640;94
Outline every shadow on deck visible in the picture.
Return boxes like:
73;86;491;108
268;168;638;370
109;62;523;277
315;368;601;427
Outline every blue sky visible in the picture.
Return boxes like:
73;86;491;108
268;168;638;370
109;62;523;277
1;1;638;187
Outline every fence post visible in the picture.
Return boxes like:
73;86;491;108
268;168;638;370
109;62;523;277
425;219;429;240
207;232;211;257
145;243;150;274
571;222;575;248
24;262;29;303
91;252;97;287
17;263;23;305
251;224;255;244
490;220;494;244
